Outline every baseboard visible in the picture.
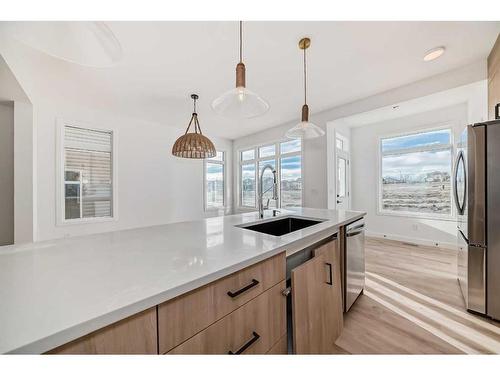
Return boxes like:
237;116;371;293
365;230;457;250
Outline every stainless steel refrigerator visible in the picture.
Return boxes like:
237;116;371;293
454;119;500;320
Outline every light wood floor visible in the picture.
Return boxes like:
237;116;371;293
334;237;500;354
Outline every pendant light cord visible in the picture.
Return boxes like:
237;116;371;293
239;20;243;63
303;46;307;105
185;95;201;135
193;96;202;134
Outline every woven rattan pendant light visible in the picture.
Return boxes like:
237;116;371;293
172;94;216;159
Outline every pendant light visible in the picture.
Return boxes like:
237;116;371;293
286;37;325;139
172;94;216;159
212;21;269;119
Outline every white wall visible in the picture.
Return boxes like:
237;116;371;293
351;104;468;248
2;43;234;243
0;55;34;244
0;102;14;245
34;99;233;241
14;101;35;243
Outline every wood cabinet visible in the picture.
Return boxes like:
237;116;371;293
46;234;346;355
158;253;285;353
291;239;343;354
267;335;288;354
168;282;286;354
48;253;287;355
48;308;158;354
488;34;500;120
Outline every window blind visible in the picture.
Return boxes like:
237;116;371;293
64;126;113;219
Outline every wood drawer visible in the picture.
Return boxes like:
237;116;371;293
47;307;157;354
168;281;286;354
158;252;285;353
267;334;288;354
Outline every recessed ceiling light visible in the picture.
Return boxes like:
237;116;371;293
423;47;445;62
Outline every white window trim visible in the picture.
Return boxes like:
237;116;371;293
237;139;304;210
377;123;456;221
55;118;118;226
204;151;226;211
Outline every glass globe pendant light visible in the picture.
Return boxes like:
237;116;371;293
285;37;325;139
172;94;216;159
211;21;269;119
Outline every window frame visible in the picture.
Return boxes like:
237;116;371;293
237;139;304;210
377;124;455;221
203;151;226;211
56;118;118;226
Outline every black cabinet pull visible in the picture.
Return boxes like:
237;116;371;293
326;263;333;285
227;279;260;298
228;332;260;354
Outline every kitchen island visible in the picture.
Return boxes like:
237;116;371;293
0;208;365;354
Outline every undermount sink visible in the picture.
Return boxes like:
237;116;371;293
238;216;325;236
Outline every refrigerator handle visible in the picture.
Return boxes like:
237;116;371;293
453;152;460;211
453;151;466;215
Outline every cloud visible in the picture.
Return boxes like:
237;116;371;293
383;150;451;177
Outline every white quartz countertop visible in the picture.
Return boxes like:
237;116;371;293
0;208;364;354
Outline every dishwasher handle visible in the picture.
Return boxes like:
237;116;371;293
347;223;365;233
346;229;364;237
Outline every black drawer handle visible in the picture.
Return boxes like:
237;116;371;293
326;262;333;285
228;331;260;354
227;279;259;298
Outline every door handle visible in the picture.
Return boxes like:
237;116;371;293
227;279;260;298
228;332;260;354
326;262;333;285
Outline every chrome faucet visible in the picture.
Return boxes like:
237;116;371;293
258;164;279;218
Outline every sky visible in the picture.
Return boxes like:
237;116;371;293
382;129;450;152
383;150;451;179
382;129;452;179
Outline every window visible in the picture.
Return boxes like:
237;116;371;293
61;125;114;222
336;138;344;150
336;134;349;152
379;128;452;217
239;139;302;209
205;151;225;210
241;163;256;207
337;157;347;198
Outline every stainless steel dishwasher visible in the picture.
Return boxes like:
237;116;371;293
344;219;365;312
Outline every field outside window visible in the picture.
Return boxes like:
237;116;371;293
379;128;453;218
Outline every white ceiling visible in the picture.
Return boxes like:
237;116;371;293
1;21;499;139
